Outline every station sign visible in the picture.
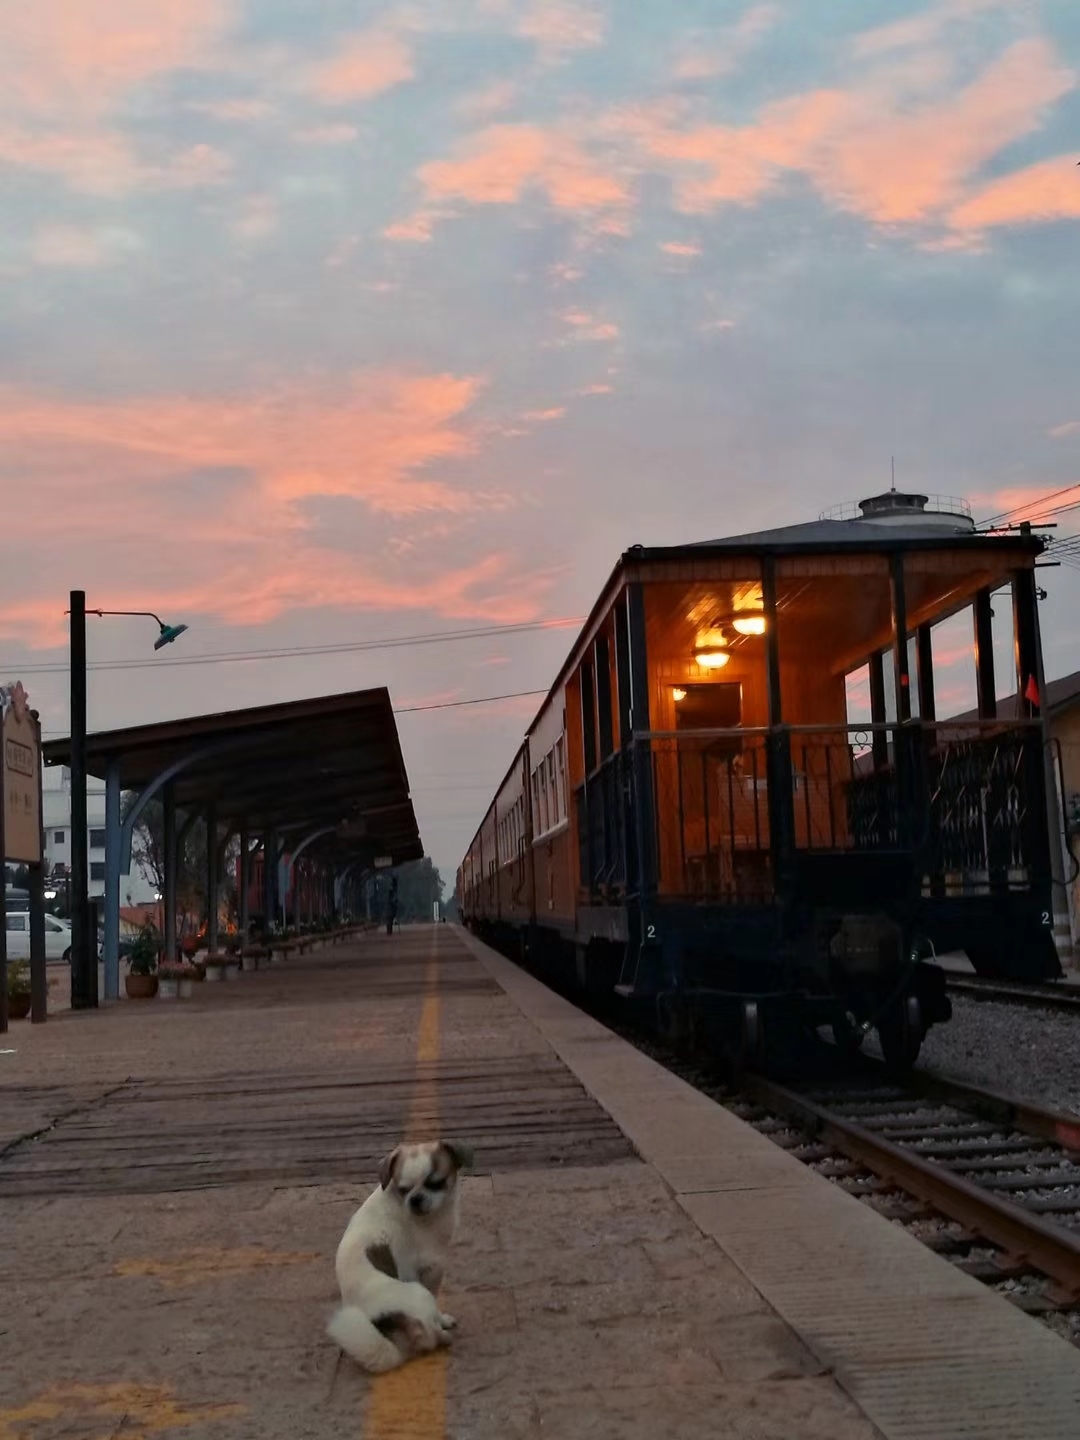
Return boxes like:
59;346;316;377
2;681;41;864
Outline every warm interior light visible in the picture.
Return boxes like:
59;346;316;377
694;648;730;670
672;687;687;702
732;614;766;636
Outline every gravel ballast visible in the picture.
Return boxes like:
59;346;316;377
911;995;1080;1116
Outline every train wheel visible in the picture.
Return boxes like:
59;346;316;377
877;994;924;1072
830;1011;865;1058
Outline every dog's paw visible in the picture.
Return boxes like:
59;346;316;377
437;1312;457;1332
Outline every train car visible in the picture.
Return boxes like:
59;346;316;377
459;492;1063;1069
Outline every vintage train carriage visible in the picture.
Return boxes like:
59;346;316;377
459;493;1061;1067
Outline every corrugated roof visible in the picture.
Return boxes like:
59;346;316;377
42;688;423;872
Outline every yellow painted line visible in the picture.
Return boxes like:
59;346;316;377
365;931;447;1439
115;1246;321;1288
0;1382;243;1439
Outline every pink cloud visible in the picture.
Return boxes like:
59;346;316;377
309;29;414;102
948;156;1080;233
521;407;566;422
624;36;1074;234
0;373;551;644
2;2;228;119
414;123;631;234
560;309;619;341
672;3;781;82
30;225;139;268
850;0;1012;61
383;212;438;243
295;122;359;146
659;240;701;256
1049;421;1080;439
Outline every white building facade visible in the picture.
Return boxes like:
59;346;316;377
42;767;158;906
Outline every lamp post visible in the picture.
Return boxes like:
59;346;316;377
68;592;188;1009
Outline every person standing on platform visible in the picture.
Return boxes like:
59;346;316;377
386;876;398;936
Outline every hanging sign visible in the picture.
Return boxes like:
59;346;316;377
2;682;41;864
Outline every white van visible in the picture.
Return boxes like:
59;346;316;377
5;912;75;963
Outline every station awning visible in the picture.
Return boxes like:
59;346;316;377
42;687;422;870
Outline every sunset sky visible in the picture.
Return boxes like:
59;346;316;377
2;0;1079;886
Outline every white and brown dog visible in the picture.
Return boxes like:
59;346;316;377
328;1140;473;1373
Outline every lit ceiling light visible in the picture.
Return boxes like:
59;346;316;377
731;613;766;636
672;687;687;702
694;647;730;670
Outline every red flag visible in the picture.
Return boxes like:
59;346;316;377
1024;674;1040;707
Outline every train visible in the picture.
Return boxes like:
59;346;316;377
458;490;1062;1070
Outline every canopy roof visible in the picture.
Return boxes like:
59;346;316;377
43;688;422;870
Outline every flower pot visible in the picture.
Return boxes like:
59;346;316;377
204;962;224;982
178;977;195;999
224;961;241;981
125;973;159;1000
7;992;31;1020
241;952;259;973
158;977;179;999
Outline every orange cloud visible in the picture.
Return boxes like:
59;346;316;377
0;373;552;644
309;29;414;102
560;310;619;341
2;2;228;119
625;35;1074;233
414;123;631;233
948;156;1080;233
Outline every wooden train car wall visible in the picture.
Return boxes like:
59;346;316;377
527;687;574;932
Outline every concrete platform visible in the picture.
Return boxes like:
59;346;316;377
0;926;1077;1439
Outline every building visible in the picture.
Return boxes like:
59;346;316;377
42;766;159;907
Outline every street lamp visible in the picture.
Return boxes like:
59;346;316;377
68;592;189;1009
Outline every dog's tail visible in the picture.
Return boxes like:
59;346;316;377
327;1306;405;1374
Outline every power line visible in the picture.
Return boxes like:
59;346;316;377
4;616;584;676
39;686;551;738
981;483;1080;529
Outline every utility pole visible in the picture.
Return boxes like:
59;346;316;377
69;590;95;1008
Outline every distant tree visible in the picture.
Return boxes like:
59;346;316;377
121;793;237;937
374;857;445;923
443;890;461;922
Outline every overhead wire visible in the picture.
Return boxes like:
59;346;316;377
3;615;584;676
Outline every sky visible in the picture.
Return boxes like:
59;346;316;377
2;0;1079;888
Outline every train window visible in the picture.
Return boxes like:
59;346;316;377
556;737;567;817
539;757;550;831
595;635;614;759
532;772;541;833
548;747;559;824
581;660;597;773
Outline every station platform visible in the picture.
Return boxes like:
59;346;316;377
2;925;1079;1439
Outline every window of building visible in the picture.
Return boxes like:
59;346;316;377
54;830;66;844
89;829;106;849
90;861;105;881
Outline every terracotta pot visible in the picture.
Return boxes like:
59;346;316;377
7;992;31;1020
125;973;159;1000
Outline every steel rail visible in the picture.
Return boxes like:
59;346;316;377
742;1072;1080;1299
945;974;1080;1016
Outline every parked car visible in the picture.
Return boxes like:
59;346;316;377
4;913;97;963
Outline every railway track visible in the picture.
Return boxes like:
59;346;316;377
945;973;1080;1014
729;1065;1080;1343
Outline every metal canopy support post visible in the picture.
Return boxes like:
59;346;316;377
103;759;122;1000
889;552;917;855
264;829;277;933
163;782;178;964
974;588;997;720
238;821;250;941
69;589;94;1010
890;553;912;724
206;799;219;956
30;710;47;1023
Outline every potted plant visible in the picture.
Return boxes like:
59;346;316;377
203;953;226;982
124;928;159;1000
177;965;197;999
7;959;31;1020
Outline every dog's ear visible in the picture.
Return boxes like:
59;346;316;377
440;1140;474;1172
378;1146;401;1190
